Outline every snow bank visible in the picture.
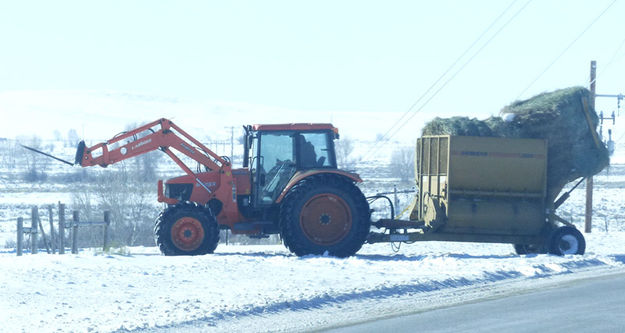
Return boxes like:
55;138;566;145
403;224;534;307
2;232;625;333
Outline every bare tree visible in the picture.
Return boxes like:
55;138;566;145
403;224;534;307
389;147;415;182
66;129;80;147
124;123;162;182
70;184;100;246
53;130;62;142
21;135;49;181
0;139;18;170
335;136;359;170
71;165;159;247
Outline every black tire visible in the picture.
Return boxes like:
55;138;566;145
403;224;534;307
154;203;219;256
514;243;547;255
280;174;370;257
549;226;586;256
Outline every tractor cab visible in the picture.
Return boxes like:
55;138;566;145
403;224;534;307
243;124;339;207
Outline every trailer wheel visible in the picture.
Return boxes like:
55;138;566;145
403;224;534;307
154;204;219;256
513;243;547;255
280;175;370;257
549;226;585;256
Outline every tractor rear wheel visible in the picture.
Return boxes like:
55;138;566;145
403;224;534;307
154;203;219;256
280;175;370;257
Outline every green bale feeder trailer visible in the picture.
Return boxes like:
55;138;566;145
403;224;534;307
368;135;586;255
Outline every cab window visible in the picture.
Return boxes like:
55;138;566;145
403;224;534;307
297;132;336;169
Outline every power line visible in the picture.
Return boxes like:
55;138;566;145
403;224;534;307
517;0;617;99
396;0;533;131
362;0;532;161
373;0;520;147
591;34;625;87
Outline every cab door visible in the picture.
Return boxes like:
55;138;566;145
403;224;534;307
253;132;297;207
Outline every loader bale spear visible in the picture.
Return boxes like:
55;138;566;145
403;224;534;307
20;144;75;166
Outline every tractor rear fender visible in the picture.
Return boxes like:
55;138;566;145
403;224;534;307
275;169;363;204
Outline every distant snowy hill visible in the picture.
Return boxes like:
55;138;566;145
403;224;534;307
2;89;622;164
0;90;424;143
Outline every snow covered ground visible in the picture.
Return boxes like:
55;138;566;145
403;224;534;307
0;155;624;332
1;91;624;332
2;233;625;333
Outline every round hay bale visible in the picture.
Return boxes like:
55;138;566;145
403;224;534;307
501;87;609;202
421;87;610;203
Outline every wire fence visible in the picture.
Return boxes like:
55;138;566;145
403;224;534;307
11;203;110;256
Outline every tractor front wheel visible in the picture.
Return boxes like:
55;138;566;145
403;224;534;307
154;204;220;256
280;175;370;257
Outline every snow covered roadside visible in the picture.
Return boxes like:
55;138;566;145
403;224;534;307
3;232;625;333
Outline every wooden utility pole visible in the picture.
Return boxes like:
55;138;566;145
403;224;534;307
586;60;597;233
225;126;235;163
230;126;234;162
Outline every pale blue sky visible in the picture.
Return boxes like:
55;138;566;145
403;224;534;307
1;0;624;135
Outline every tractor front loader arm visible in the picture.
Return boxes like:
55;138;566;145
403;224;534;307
76;118;231;180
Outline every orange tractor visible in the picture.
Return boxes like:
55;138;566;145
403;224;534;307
74;118;371;257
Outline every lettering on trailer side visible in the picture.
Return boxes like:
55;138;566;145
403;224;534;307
450;150;546;159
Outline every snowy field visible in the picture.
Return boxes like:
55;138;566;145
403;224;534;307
2;159;625;332
1;156;624;332
2;234;625;333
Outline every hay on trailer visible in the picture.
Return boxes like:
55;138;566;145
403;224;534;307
422;116;497;137
421;86;610;204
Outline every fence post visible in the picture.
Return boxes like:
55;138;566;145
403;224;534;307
72;211;79;254
59;203;65;254
17;217;23;256
35;206;51;254
103;211;110;252
31;208;38;255
393;185;399;212
49;205;56;254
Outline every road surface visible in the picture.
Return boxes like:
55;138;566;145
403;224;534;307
325;272;625;332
